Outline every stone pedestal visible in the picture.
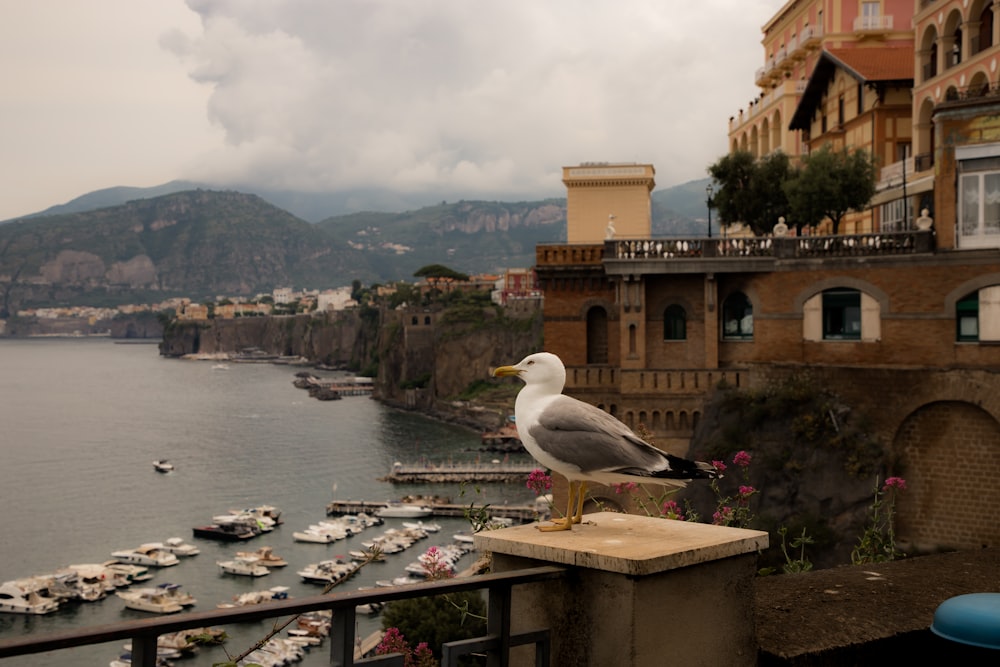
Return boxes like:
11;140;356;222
475;512;769;667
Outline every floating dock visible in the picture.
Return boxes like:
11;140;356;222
379;462;537;484
325;499;538;522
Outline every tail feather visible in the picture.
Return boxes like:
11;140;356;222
655;454;721;480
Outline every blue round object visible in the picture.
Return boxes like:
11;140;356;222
931;593;1000;650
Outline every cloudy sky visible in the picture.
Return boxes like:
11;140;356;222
0;0;788;221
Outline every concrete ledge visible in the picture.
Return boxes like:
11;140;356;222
475;511;769;576
477;512;770;666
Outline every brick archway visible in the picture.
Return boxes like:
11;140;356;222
895;401;1000;552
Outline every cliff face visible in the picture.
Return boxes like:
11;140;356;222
160;309;377;369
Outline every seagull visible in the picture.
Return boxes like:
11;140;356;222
493;352;720;531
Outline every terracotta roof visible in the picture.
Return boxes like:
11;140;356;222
825;47;914;81
789;47;914;130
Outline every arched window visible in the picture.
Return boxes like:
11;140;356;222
722;292;753;340
586;306;609;364
823;289;861;340
664;305;686;340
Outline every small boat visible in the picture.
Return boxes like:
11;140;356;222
403;520;442;533
111;545;180;568
217;556;270;577
158;537;200;557
217;585;290;608
154;582;196;607
102;561;154;584
192;520;257;541
375;503;433;519
116;587;184;614
211;363;230;370
153;460;174;473
236;546;287;567
0;580;60;614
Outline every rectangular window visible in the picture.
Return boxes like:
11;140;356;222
879;197;914;232
861;2;881;29
959;169;1000;246
957;294;979;341
823;290;861;340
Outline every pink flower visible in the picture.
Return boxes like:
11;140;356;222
883;476;907;491
712;506;734;525
739;485;755;497
712;460;727;473
732;451;752;468
661;500;685;521
613;481;638;494
526;469;553;495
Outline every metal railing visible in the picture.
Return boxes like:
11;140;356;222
0;565;565;667
602;230;934;262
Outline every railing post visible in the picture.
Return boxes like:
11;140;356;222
477;512;768;667
330;606;358;666
487;583;512;667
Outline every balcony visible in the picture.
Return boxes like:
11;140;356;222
798;24;823;50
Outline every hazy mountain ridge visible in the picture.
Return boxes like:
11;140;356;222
0;178;711;310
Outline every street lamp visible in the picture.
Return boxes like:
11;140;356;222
706;183;714;238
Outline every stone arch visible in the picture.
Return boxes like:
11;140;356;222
894;401;1000;551
583;302;612;365
792;275;890;313
943;273;1000;313
749;125;760;158
761;116;771;155
968;68;991;97
970;0;995;54
919;23;939;83
943;8;965;70
916;96;936;159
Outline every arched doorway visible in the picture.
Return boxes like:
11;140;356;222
895;401;1000;551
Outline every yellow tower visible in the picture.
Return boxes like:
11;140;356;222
562;162;655;243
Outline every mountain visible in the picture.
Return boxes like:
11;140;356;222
0;190;375;313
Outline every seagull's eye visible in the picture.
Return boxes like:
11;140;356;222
526;360;534;366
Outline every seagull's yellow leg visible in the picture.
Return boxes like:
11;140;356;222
570;482;587;524
538;481;577;531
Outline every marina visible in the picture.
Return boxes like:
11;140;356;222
326;498;541;522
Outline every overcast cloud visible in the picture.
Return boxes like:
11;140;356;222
0;0;787;220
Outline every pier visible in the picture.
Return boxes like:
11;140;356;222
379;461;538;484
325;499;539;522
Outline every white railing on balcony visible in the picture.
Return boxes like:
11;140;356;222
854;15;893;31
879;156;915;184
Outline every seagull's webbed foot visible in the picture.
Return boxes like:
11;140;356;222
536;480;584;531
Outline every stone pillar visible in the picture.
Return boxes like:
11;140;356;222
476;512;769;667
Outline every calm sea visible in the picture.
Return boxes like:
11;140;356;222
0;338;535;666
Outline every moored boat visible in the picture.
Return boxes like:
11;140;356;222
235;545;287;567
153;460;174;473
0;580;60;614
111;545;180;568
297;559;355;585
217;556;269;577
158;537;200;557
192;519;257;541
375;502;433;519
116;587;183;614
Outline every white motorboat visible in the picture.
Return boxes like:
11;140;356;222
403;520;442;533
217;556;270;577
0;580;60;614
102;561;154;585
297;559;355;585
217;585;291;608
116;587;183;614
375;503;433;519
292;526;343;543
111;545;180;568
153;459;174;473
159;537;200;557
154;582;196;607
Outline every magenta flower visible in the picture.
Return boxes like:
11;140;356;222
712;506;734;525
613;481;638;494
712;460;727;473
883;476;907;491
661;500;685;521
526;469;553;495
732;450;752;468
739;485;755;497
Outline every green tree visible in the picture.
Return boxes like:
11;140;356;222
414;264;470;287
381;591;487;661
784;144;877;234
708;150;791;235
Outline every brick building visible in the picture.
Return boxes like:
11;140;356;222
535;156;1000;551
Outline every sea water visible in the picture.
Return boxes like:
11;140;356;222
0;338;535;666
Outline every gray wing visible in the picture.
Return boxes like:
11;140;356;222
529;395;667;474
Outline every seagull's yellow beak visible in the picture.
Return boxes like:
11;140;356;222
492;364;520;378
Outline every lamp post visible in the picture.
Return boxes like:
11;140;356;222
706;183;714;239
